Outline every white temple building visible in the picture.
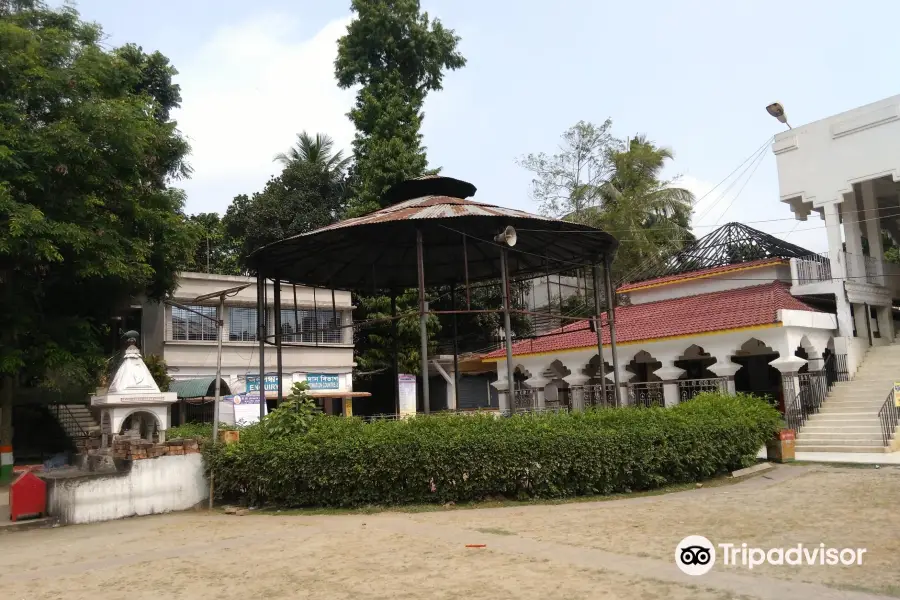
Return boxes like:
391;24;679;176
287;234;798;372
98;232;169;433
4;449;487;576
483;95;900;454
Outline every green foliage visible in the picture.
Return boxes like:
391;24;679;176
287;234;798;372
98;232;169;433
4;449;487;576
143;354;172;392
353;289;441;375
223;160;349;270
275;132;351;177
0;2;195;393
206;392;782;508
166;421;238;441
518;120;620;219
335;0;466;215
260;382;320;438
182;213;242;275
580;134;695;282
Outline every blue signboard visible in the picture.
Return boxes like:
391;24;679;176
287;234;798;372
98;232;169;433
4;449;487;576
246;373;280;393
306;373;340;390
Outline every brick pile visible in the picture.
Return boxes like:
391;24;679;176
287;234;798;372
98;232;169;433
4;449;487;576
111;438;200;461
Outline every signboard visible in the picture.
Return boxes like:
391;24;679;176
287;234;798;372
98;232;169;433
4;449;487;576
342;397;353;417
246;373;281;393
894;382;900;408
398;374;417;417
306;373;340;391
226;393;267;425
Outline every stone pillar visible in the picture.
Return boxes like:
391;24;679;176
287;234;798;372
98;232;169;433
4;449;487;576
654;366;686;407
852;303;870;344
605;367;634;406
564;374;590;411
876;306;895;341
708;360;741;395
525;377;550;411
823;202;847;280
769;355;808;411
843;192;866;281
491;380;510;415
861;180;885;285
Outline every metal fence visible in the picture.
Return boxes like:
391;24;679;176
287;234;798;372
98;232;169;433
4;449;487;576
795;253;832;284
878;390;899;447
628;382;664;408
513;388;537;412
582;383;617;408
677;377;727;402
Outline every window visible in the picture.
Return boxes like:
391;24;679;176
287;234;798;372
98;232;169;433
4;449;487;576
171;305;217;341
278;308;344;344
229;307;259;341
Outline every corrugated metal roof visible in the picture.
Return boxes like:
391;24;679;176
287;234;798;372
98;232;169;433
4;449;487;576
306;195;554;235
170;377;231;399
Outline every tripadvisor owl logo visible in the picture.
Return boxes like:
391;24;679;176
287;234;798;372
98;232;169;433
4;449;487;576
675;535;716;576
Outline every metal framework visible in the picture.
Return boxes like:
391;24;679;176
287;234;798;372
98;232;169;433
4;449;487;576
247;175;621;416
632;222;816;283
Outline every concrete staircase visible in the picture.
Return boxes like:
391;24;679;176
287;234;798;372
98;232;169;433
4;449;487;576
50;404;100;442
796;341;900;453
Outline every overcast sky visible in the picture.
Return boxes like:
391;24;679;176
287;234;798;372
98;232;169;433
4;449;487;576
61;0;900;253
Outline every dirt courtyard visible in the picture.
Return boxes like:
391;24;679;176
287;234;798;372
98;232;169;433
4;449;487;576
1;464;899;600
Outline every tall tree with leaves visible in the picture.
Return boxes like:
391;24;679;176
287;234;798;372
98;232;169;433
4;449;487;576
335;0;465;216
181;213;242;275
223;159;350;270
274;131;352;179
0;0;195;468
585;135;695;281
519;120;620;220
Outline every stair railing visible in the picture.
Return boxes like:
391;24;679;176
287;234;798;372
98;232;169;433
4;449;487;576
878;388;899;448
51;403;88;439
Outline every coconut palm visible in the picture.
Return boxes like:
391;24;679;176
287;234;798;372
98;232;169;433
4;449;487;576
580;135;695;282
274;132;352;178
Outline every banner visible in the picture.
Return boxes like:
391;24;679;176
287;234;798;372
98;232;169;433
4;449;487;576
226;393;267;425
398;374;417;417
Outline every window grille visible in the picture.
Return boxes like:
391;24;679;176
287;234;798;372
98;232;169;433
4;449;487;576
171;305;217;341
229;307;258;341
280;309;344;343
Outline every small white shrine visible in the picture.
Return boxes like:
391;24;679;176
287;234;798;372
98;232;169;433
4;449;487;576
91;334;177;446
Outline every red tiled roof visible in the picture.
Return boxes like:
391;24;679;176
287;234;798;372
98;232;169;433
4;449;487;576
617;258;788;293
483;282;816;360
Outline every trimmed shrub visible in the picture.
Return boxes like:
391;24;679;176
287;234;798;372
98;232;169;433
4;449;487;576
205;392;781;508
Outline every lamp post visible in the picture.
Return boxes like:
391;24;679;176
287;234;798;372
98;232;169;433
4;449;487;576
766;102;791;129
494;226;518;414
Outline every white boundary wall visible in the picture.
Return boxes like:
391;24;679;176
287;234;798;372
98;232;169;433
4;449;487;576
46;454;207;525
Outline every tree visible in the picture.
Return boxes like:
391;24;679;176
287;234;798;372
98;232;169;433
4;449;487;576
335;0;465;216
0;2;195;446
518;120;620;220
586;135;695;282
223;159;349;270
181;213;242;275
274;132;351;179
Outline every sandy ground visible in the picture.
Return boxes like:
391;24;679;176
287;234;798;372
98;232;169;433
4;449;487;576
0;464;897;600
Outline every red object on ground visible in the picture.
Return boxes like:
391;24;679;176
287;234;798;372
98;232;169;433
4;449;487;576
10;471;47;522
465;544;487;548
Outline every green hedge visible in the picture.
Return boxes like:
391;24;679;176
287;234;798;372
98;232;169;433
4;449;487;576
205;392;782;508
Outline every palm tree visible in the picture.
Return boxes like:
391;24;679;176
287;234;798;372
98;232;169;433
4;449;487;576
580;135;695;282
274;132;352;177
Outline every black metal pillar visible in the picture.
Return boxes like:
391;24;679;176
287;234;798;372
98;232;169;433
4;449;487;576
500;249;515;414
391;293;399;414
603;255;622;406
591;263;607;391
416;230;430;413
451;282;460;410
274;277;283;406
256;272;266;420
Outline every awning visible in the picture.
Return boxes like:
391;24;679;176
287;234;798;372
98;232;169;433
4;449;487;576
170;377;232;399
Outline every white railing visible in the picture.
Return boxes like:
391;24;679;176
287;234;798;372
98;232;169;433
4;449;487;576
793;253;832;284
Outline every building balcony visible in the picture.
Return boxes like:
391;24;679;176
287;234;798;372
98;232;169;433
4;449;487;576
790;252;900;301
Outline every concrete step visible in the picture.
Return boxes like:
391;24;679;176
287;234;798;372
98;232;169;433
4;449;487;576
821;397;886;405
796;433;884;442
801;425;883;433
817;407;882;415
794;444;891;453
805;413;881;423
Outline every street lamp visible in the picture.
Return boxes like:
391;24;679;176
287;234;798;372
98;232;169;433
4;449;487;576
766;102;791;129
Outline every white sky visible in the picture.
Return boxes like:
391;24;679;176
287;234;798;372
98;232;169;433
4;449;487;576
64;0;900;254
